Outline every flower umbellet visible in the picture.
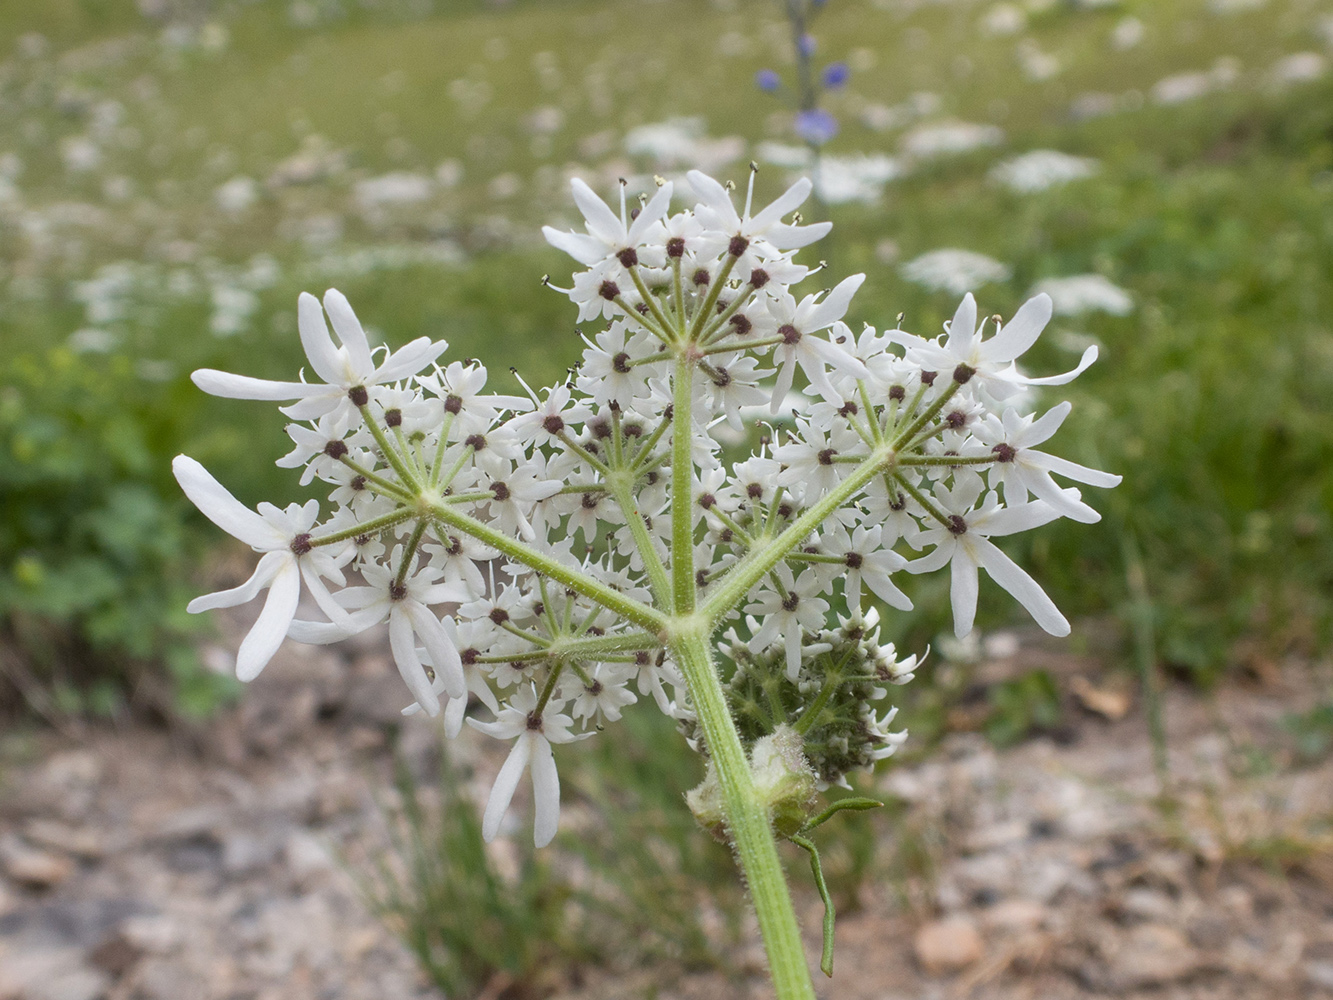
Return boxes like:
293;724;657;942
176;168;1119;998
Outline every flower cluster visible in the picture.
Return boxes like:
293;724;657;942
176;168;1118;848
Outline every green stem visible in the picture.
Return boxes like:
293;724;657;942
425;500;665;633
671;361;696;613
670;628;816;999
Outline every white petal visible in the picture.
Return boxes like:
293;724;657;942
975;499;1063;536
761;220;832;249
983;293;1051;364
173;456;285;550
1017;344;1098;386
235;558;300;681
541;226;609;266
321;288;375;377
529;735;561;848
191;369;321;401
570;178;625;245
187;550;284;613
389;607;441;717
1028;451;1123;488
685;170;735;221
976;538;1070;636
1020;400;1072;447
373;337;448;384
949;548;979;638
947;294;977;347
810;273;865;329
405;601;466;700
750;176;814;230
626;181;674;244
482;734;532;842
297;291;345;385
864;571;914;611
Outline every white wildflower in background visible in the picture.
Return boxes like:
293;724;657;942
990;150;1099;193
1269;52;1326;88
812;154;905;204
215;175;258;215
901;121;1004;159
1031;274;1133;317
901;249;1011;295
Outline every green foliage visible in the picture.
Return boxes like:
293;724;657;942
359;749;580;998
359;715;745;997
1281;702;1333;765
0;349;237;716
984;670;1063;748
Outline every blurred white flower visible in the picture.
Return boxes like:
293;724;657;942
900;249;1011;295
1031;274;1133;317
990;150;1099;193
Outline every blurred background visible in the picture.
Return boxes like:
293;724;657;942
1;1;1332;998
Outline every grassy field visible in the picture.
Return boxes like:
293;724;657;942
2;0;1332;706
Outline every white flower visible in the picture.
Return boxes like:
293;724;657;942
899;249;1011;295
905;481;1069;639
1029;274;1133;317
767;275;871;412
173;455;346;681
745;568;831;679
542;178;674;269
976;403;1123;522
191;289;447;420
687;170;832;270
468;685;586;847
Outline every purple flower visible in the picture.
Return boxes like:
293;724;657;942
756;69;781;92
794;108;839;145
797;33;817;58
821;61;850;89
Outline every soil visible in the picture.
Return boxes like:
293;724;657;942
2;615;1332;1000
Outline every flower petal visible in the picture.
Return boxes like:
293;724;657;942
541;226;610;267
750;176;814;231
297;291;345;385
187;550;284;613
405;600;466;700
570;178;625;246
976;538;1070;636
235;557;300;681
174;456;285;550
482;734;532;842
389;606;441;717
983;293;1051;364
322;288;374;377
626;181;674;244
529;734;560;848
949;546;979;638
191;369;321;401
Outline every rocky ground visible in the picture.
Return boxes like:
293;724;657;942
2;620;1333;1000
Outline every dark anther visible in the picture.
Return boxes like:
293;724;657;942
635;302;650;316
623;423;643;437
729;314;752;336
947;514;968;535
617;247;638;268
491;482;511;501
581;492;599;509
945;410;966;429
699;493;716;509
839;401;858;417
542;414;565;435
953;363;976;384
846;624;864;640
779;323;801;345
716;298;730;315
750;268;770;289
348;386;369;407
465;433;487;451
781;593;800;612
889;492;907;511
612;351;631;373
384;408;403;428
992;442;1017;463
889;384;906;402
646;471;660;484
719;528;733;543
461;648;479;666
778;502;793;518
526;712;544;731
629;206;641;221
587;680;604;696
692;268;711;286
663;404;674;421
350;475;366;491
444;394;463;414
587;625;605;636
389;582;408;601
635;650;650;665
355;534;370;546
696;568;710;588
817;448;837;466
489;607;510;625
324;439;348;459
447;535;463;555
532;602;544;617
590;417;612;438
746;482;763;499
712;367;733;387
728;235;750;257
599;280;620;300
921;371;938;386
666;236;685;258
290;533;313;555
845;552;864;569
